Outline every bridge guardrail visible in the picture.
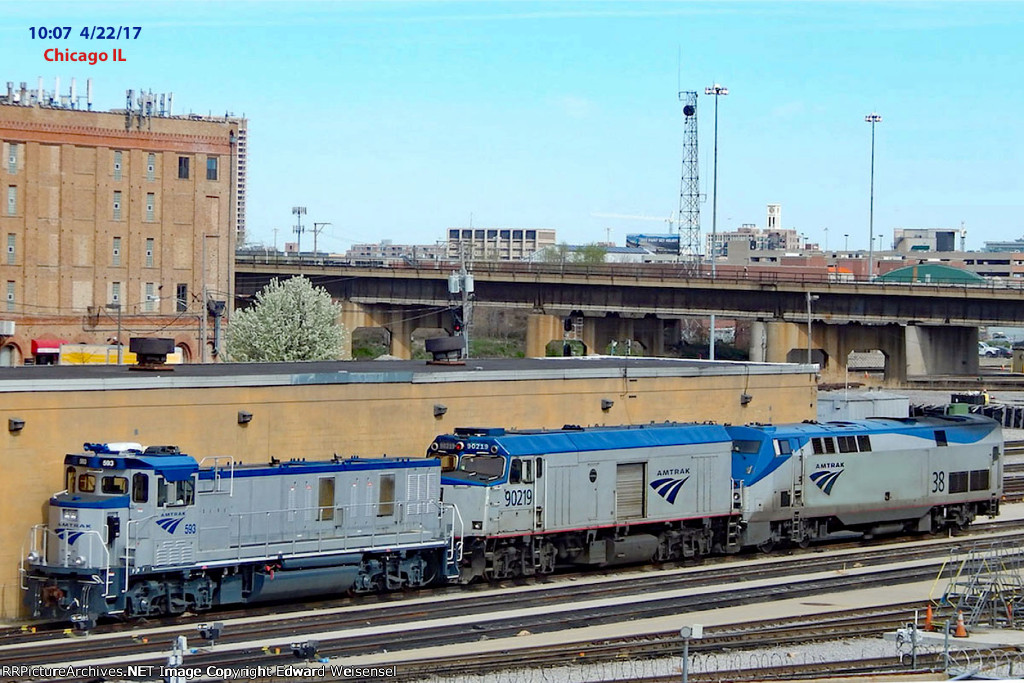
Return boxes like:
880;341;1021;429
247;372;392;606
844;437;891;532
235;252;1024;291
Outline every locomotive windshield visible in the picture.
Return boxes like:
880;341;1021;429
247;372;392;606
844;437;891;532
732;440;761;454
457;455;506;480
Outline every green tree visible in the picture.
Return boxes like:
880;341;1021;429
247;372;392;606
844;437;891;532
226;276;346;362
572;243;607;264
537;242;571;263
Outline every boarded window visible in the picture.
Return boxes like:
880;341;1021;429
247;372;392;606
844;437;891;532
113;151;122;180
147;153;155;181
318;477;335;521
378;473;395;516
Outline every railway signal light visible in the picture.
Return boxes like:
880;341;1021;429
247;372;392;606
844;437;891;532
450;306;464;335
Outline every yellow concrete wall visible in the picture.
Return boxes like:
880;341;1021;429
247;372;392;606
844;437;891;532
0;368;815;618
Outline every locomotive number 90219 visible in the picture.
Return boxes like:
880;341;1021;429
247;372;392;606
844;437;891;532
504;488;533;506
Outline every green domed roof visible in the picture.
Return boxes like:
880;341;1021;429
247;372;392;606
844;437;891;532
877;263;986;284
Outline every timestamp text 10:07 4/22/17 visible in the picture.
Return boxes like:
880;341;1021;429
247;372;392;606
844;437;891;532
29;26;142;40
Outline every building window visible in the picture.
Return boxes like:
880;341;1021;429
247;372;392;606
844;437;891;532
144;282;155;312
113;191;122;220
147;153;155;181
6;186;15;216
6;234;14;266
178;156;190;179
5;281;13;313
7;143;16;174
176;283;188;312
146;193;155;222
111;281;121;304
112;237;122;267
206;157;218;181
113;151;122;181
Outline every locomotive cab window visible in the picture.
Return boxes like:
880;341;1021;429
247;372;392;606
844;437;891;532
158;477;194;507
65;467;76;493
510;458;522;484
78;473;96;493
457;455;505;480
132;473;149;503
774;439;792;456
101;476;128;495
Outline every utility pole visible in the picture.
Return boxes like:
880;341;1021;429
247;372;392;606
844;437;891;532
312;222;331;256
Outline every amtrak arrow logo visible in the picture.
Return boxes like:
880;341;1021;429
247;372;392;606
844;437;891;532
809;469;843;495
56;528;85;545
156;517;184;534
650;476;690;504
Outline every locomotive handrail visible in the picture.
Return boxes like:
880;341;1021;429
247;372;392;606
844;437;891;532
440;502;464;564
198;456;235;496
19;524;50;590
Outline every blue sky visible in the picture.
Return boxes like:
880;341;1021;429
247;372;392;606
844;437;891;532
3;1;1023;253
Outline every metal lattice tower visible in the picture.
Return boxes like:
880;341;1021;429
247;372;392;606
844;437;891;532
677;91;701;273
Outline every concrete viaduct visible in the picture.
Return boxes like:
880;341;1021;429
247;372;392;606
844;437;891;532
234;257;1024;383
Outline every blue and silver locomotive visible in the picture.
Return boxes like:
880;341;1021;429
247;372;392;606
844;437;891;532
727;413;1003;550
23;443;457;621
430;423;740;582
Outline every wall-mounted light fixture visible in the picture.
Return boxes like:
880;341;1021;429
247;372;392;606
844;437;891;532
237;410;253;425
8;417;24;432
740;393;753;406
601;398;614;411
433;404;448;418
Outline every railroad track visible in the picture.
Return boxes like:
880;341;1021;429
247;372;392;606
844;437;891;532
9;528;1024;682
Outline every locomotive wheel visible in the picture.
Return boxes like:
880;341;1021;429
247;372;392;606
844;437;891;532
796;536;811;549
757;539;775;554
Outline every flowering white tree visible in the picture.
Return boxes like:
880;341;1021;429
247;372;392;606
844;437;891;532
226;276;346;362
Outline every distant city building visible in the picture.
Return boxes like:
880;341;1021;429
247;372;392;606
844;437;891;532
447;227;556;261
706;204;807;257
346;240;446;263
983;238;1024;253
892;228;960;253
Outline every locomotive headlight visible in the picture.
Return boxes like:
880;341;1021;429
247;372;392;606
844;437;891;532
73;555;86;567
61;509;78;523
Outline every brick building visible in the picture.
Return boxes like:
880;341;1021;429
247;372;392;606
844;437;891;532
0;80;243;364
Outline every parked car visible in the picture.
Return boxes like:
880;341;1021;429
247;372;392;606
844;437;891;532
979;342;1000;357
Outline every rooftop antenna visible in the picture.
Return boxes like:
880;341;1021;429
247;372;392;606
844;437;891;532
677;90;701;273
960;221;967;252
292;206;307;254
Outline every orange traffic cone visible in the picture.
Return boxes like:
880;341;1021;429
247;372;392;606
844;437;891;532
924;604;934;632
954;610;968;638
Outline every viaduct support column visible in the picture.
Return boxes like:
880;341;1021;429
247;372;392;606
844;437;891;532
384;311;415;360
634;316;665;356
526;313;563;358
339;301;373;360
905;325;979;377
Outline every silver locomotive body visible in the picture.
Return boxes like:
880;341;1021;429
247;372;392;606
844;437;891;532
433;424;739;582
23;443;456;621
728;414;1003;549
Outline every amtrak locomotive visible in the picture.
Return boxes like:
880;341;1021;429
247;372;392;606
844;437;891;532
22;444;457;621
430;413;1002;582
23;412;1002;622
